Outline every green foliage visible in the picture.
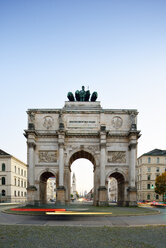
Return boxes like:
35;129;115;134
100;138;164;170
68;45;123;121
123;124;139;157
76;191;79;198
155;171;166;200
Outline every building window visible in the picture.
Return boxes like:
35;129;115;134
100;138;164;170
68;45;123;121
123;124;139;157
147;175;151;180
147;184;150;189
21;192;23;197
14;191;17;197
21;169;23;176
21;180;23;187
157;157;160;164
18;179;20;187
2;190;6;196
18;191;20;197
156;174;160;178
147;194;150;200
2;177;5;185
24;181;26;188
24;171;26;177
2;163;5;171
148;157;151;163
147;167;151;172
156;194;159;200
18;168;20;175
15;166;16;173
15;178;17;186
24;192;26;197
156;167;159;172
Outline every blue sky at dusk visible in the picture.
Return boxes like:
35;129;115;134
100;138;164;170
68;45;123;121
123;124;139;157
0;1;166;192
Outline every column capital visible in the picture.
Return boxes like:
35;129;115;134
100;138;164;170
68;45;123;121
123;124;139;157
27;141;36;148
128;139;137;150
59;143;64;148
129;143;137;150
100;142;106;149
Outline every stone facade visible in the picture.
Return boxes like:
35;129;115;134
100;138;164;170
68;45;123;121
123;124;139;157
0;149;27;203
137;149;166;202
24;101;140;206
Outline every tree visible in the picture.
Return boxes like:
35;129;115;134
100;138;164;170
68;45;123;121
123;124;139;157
76;191;79;199
70;194;73;198
155;171;166;202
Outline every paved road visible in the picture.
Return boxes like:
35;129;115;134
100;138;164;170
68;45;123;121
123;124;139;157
0;206;166;226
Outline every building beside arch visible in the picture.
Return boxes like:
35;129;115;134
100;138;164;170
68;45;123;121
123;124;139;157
24;100;140;206
137;149;166;202
0;149;27;203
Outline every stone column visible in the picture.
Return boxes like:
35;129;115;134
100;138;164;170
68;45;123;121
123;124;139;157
129;143;136;188
98;125;108;206
56;131;66;204
28;142;35;186
27;141;37;205
128;141;137;206
100;144;106;187
59;144;64;187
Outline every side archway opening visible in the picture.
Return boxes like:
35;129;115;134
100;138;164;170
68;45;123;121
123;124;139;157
39;171;56;204
107;172;125;206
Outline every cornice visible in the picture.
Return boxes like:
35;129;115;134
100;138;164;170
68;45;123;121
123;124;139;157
24;129;38;138
128;130;141;138
27;109;61;114
27;107;138;115
108;131;129;138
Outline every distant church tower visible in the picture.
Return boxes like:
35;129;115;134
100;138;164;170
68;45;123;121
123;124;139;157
71;173;77;199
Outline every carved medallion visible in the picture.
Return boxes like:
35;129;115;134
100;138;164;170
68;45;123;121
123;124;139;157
39;151;57;163
112;116;123;129
108;151;126;163
43;116;54;129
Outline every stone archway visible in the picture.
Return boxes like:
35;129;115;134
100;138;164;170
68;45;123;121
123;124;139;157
39;171;56;204
67;150;97;205
25;99;140;206
107;172;126;206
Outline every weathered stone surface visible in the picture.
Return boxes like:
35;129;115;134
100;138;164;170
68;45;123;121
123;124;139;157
25;100;140;206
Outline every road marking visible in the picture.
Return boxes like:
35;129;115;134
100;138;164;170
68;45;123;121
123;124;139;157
46;211;112;215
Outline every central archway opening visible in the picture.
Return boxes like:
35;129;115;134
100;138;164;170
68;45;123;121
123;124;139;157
39;171;56;204
69;150;95;204
107;172;125;206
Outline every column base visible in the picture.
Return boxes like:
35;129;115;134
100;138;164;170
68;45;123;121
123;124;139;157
27;186;37;205
98;186;108;206
56;186;66;205
127;186;137;206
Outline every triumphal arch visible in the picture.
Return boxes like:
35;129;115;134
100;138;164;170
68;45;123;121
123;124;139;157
24;87;140;206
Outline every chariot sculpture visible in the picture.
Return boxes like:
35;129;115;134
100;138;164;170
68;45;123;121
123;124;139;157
67;86;98;102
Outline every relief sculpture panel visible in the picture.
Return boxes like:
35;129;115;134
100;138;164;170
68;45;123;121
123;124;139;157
39;151;57;163
43;116;54;129
108;151;126;163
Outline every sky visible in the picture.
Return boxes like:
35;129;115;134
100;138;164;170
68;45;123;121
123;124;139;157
0;0;166;193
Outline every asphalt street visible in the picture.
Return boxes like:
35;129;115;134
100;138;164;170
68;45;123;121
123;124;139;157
0;206;166;227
